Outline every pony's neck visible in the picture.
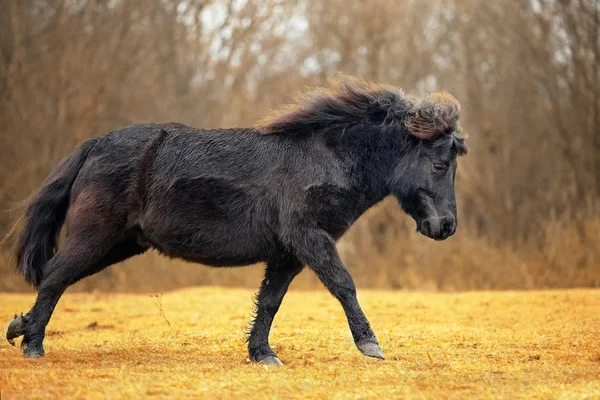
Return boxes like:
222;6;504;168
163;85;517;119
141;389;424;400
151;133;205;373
329;123;400;207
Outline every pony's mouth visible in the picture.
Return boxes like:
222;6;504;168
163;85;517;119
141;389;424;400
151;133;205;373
416;216;456;241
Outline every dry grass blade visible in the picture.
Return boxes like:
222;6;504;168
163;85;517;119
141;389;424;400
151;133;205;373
0;287;599;399
150;293;171;328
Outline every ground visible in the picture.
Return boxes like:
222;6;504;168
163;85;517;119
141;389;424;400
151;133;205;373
1;288;599;399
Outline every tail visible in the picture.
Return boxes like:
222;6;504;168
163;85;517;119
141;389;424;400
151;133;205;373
15;138;99;287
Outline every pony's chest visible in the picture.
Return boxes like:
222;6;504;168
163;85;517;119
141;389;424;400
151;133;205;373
303;184;365;238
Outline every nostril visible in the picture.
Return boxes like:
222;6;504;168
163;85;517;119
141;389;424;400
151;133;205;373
441;220;454;237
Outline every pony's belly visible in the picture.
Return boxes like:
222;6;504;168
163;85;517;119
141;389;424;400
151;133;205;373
171;252;265;267
140;222;273;267
139;175;277;266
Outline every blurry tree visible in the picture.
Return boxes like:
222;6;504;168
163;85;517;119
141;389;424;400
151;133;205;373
1;0;598;291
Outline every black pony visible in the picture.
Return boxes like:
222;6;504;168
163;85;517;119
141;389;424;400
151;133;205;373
7;77;467;364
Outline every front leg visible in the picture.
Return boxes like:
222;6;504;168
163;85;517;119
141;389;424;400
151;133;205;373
290;229;384;359
248;252;303;365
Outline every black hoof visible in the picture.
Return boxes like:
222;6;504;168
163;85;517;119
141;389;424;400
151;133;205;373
356;340;385;360
260;356;283;366
23;346;45;359
249;346;283;366
6;314;26;346
22;337;45;359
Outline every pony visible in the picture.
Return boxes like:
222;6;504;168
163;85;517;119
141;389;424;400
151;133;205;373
7;76;467;365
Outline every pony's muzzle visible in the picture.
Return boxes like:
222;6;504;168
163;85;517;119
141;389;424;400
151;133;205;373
419;216;456;240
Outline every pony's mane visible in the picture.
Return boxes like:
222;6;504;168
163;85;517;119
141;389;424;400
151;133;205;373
256;76;463;147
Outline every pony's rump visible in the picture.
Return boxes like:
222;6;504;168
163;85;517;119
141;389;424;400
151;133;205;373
15;138;99;287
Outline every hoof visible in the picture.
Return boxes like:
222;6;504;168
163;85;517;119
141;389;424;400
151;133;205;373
22;339;45;359
357;340;385;360
6;314;25;346
260;356;283;366
23;347;45;359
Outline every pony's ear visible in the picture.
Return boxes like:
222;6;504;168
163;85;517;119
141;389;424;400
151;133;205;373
404;92;460;139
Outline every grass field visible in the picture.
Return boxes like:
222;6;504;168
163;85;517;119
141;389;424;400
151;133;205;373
1;288;599;399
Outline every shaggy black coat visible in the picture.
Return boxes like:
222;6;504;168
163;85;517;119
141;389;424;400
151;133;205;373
8;77;466;364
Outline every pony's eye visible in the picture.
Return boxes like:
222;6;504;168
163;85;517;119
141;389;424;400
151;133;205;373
432;163;447;173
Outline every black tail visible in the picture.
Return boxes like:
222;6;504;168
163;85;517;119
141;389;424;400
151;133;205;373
15;138;99;287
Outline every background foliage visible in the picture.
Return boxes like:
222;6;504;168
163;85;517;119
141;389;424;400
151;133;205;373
1;0;599;291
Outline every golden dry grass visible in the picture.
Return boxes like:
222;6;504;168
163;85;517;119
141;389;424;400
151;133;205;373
1;288;599;399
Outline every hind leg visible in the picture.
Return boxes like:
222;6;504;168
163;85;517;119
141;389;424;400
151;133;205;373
14;237;116;358
7;237;146;358
70;239;148;283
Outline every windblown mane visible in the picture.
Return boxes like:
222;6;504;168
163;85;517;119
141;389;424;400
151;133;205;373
256;76;463;147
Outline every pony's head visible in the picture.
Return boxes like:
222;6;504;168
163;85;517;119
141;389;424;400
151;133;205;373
389;92;467;241
256;76;467;240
